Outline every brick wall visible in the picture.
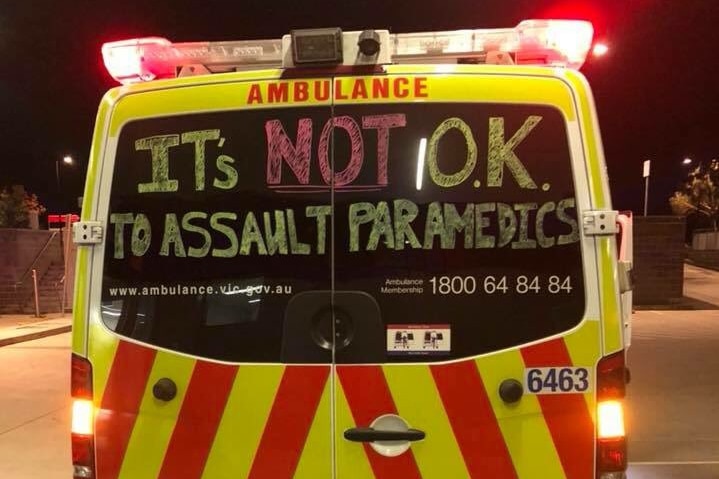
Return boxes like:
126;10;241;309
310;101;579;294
633;216;686;304
0;229;63;282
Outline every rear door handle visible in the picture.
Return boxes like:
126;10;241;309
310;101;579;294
344;427;425;442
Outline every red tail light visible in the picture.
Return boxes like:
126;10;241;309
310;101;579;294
72;431;95;467
597;350;626;399
72;353;93;398
596;351;628;476
71;354;95;479
597;436;627;473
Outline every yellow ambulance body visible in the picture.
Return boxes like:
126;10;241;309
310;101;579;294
70;21;632;479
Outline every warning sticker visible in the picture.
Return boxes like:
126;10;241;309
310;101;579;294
386;324;451;355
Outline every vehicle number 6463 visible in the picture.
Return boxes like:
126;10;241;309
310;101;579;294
524;367;592;394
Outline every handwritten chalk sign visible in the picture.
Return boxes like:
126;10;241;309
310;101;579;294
106;103;582;258
108;198;578;259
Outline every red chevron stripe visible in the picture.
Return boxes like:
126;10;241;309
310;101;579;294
431;360;517;478
95;341;156;479
158;361;238;478
337;366;422;479
248;366;330;479
521;338;595;479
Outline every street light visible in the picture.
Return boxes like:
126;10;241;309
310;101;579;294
56;155;74;191
682;157;693;166
592;42;609;57
56;154;75;317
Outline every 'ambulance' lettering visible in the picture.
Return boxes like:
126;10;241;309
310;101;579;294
247;77;429;104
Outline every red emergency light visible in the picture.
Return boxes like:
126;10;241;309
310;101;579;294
102;37;176;84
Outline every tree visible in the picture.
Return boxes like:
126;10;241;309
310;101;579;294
0;186;47;228
669;159;719;231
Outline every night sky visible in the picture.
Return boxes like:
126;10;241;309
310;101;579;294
1;0;717;217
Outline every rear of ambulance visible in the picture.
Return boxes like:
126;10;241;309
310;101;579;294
70;20;628;479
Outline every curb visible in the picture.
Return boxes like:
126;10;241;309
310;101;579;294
686;258;719;273
0;325;72;348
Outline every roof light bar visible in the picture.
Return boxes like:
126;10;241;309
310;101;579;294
102;36;283;84
102;19;594;85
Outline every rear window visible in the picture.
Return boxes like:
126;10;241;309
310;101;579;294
332;103;584;362
101;96;584;363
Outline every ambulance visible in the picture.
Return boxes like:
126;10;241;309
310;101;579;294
70;20;633;479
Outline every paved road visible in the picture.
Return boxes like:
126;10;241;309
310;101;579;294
684;263;719;307
627;264;719;478
0;333;70;479
626;309;719;478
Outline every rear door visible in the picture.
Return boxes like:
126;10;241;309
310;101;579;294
330;72;600;478
93;78;336;478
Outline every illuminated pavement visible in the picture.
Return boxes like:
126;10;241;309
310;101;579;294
626;308;719;478
626;265;719;478
0;332;70;478
0;313;72;347
683;263;719;307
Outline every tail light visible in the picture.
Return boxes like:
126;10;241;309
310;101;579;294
596;351;627;477
71;354;95;479
597;350;626;399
